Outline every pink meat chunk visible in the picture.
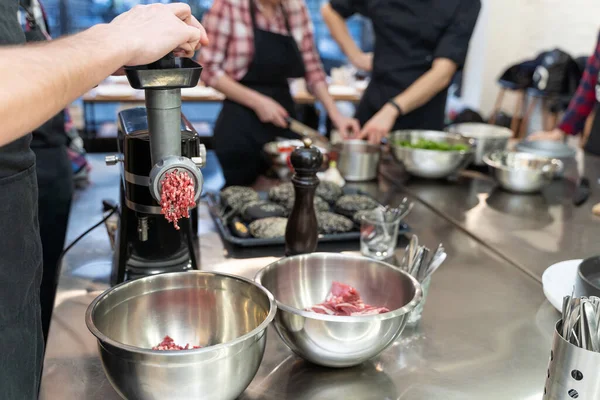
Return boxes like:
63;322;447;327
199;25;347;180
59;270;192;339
152;335;201;351
306;282;390;316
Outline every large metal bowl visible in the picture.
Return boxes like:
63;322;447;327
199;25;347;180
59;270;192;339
483;151;563;194
447;123;513;166
86;271;277;400
255;253;422;368
390;130;474;178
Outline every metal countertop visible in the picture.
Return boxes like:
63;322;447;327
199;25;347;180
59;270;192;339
40;154;559;400
385;149;600;281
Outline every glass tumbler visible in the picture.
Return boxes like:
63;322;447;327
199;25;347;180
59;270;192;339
360;211;402;260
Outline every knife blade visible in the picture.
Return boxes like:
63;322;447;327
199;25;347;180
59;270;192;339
286;117;329;145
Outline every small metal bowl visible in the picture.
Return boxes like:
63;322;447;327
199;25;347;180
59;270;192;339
263;139;329;167
390;130;474;178
86;271;276;400
255;253;422;368
447;123;513;166
483;151;563;194
575;256;600;298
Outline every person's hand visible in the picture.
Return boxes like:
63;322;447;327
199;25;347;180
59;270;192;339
330;113;360;139
252;94;289;128
528;128;564;142
110;3;209;66
359;103;398;144
350;52;373;72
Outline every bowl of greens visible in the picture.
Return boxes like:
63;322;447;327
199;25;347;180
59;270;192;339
390;130;474;178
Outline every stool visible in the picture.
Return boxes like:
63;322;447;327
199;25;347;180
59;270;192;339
488;81;527;137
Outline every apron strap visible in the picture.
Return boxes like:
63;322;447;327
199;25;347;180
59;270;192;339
249;0;293;36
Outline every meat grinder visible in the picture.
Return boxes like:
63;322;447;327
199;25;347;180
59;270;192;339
105;54;206;285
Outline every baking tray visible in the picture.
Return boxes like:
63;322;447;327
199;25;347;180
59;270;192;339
206;192;410;248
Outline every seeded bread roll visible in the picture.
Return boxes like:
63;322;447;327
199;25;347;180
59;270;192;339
220;186;259;210
316;212;353;234
316;181;343;204
268;182;295;204
249;217;288;239
335;194;380;215
241;201;287;222
352;209;378;224
284;196;330;213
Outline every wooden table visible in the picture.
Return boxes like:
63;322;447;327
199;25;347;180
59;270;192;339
81;88;362;135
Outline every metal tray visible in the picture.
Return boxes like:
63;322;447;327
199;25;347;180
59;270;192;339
206;192;410;248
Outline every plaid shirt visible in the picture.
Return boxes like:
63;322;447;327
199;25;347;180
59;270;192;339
198;0;326;91
559;32;600;135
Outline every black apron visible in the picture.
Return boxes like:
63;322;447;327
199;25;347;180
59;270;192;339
352;0;465;131
213;0;305;187
23;0;74;344
0;1;44;398
584;70;600;155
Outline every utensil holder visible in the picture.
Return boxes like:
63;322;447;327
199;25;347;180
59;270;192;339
543;320;600;400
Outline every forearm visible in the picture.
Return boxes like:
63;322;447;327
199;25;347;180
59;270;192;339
321;4;362;62
393;59;456;115
312;81;341;120
0;24;128;146
212;74;262;110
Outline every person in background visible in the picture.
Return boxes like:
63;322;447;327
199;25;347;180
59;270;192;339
321;0;481;144
530;32;600;156
19;0;75;345
0;4;207;398
199;0;360;187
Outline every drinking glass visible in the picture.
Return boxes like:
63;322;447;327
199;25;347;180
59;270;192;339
360;210;401;260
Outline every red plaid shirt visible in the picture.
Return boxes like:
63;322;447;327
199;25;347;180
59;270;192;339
559;32;600;135
198;0;326;91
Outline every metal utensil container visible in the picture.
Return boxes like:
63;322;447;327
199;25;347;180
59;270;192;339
333;140;381;181
447;123;513;166
543;320;600;400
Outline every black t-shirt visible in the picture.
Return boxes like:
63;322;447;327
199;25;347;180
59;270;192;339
0;0;37;178
330;0;481;90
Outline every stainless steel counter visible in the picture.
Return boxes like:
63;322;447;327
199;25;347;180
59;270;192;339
385;149;600;281
40;154;560;400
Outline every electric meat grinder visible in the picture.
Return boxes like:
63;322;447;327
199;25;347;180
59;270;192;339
105;54;206;285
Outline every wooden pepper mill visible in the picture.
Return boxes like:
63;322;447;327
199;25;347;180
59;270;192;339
285;138;323;256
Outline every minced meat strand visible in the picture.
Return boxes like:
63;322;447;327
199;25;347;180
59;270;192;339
160;169;196;230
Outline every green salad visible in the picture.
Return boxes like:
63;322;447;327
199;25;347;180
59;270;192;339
395;139;469;152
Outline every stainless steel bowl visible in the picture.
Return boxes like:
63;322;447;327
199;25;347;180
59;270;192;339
483;151;564;194
263;139;329;167
86;271;277;400
255;253;422;368
447;123;513;166
390;130;474;178
333;139;381;181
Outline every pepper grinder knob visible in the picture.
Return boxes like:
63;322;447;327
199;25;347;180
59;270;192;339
285;140;323;257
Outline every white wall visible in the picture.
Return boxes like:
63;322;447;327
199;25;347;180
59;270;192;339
462;0;600;124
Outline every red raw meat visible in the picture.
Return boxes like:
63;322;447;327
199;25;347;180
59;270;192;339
160;169;196;230
152;335;201;351
306;282;390;316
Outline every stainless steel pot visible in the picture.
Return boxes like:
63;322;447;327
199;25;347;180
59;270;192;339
483;151;563;194
447;123;513;166
333;140;381;181
85;271;276;400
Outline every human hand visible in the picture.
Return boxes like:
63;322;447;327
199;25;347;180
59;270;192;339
252;94;289;128
528;128;564;142
359;103;398;144
330;113;360;139
110;3;209;67
350;52;373;72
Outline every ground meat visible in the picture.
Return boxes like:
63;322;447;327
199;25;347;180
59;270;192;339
160;169;196;230
306;282;390;316
152;335;201;351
